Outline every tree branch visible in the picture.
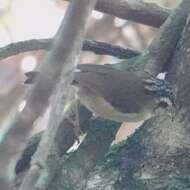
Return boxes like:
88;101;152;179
19;0;98;190
167;13;190;122
65;0;170;27
0;39;140;61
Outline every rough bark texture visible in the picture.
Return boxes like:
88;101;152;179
168;14;190;122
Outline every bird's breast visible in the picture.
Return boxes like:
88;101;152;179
77;87;153;123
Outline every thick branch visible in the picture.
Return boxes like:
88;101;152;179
86;116;189;190
0;39;140;61
83;40;140;59
120;0;190;76
65;0;170;27
49;119;120;190
19;1;98;190
167;14;190;122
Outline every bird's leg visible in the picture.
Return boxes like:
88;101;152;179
72;98;83;143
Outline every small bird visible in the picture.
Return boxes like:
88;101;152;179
25;64;175;123
72;64;175;122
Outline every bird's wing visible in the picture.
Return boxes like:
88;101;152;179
75;64;152;113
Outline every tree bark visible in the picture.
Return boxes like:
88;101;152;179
0;38;140;61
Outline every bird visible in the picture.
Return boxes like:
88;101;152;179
72;64;175;122
25;64;175;123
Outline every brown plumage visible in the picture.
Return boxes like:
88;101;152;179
72;64;157;122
